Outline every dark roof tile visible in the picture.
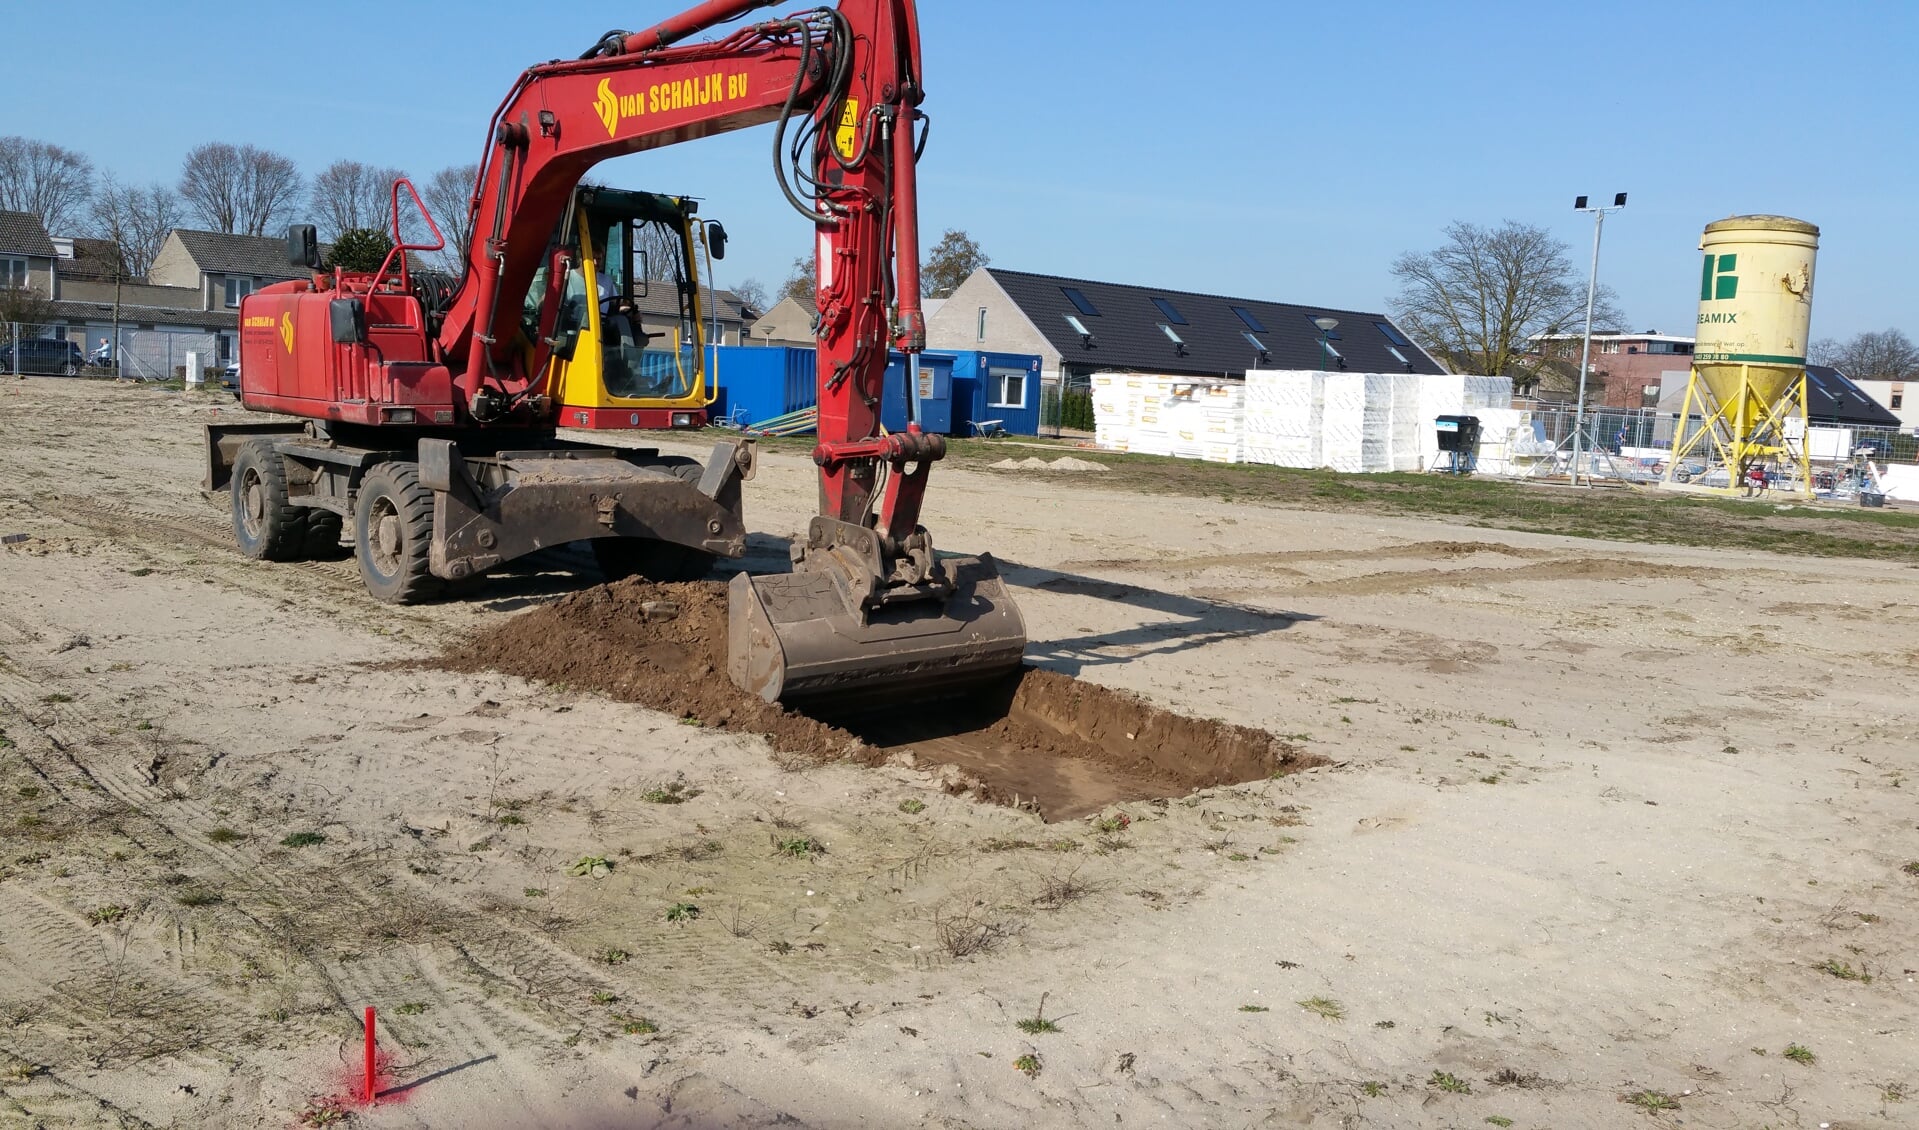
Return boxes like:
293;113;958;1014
171;229;309;280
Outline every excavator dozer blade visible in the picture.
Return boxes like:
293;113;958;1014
728;556;1027;713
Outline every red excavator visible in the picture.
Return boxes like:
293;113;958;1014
204;0;1025;710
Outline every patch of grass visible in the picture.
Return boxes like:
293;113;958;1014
597;947;630;966
1091;812;1132;833
1882;1081;1907;1103
279;831;325;848
15;785;38;799
298;1102;349;1127
177;889;220;907
1486;1118;1514;1128
776;836;823;858
1015;994;1060;1034
620;1016;658;1035
568;855;613;877
395;1002;428;1016
1359;1081;1387;1098
207;826;243;844
665;902;701;924
40;693;74;704
1238;1004;1269;1013
133;720;152;731
1488;1067;1545;1088
590;990;619;1005
1816;957;1872;982
1429;1070;1471;1094
1783;1043;1816;1065
641;777;699;804
86;905;128;926
1013;1053;1041;1078
1298;996;1345;1020
495;813;525;826
1902;861;1919;877
523;887;546;898
981;837;1037;852
6;1061;43;1083
1622;1089;1679;1111
897;798;927;815
467;837;493;852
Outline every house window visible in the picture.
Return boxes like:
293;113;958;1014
1064;313;1094;340
1892;392;1904;410
1242;331;1268;353
0;257;26;289
1374;320;1412;347
224;277;253;307
1600;341;1619;354
976;306;987;342
1151;297;1187;325
1230;305;1266;333
1061;287;1100;317
988;366;1027;409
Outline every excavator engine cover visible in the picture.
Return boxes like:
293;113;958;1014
729;555;1026;713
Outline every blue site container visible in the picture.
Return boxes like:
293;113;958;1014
880;351;954;434
708;345;816;427
949;351;1043;435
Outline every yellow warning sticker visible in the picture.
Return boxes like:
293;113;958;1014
834;99;860;159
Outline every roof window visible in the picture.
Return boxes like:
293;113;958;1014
1231;306;1266;333
1151;297;1187;325
1061;287;1100;317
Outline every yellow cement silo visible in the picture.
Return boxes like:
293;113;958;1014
1668;215;1819;494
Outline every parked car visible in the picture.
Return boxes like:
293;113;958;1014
1;338;85;376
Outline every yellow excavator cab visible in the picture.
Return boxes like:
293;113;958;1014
543;187;716;429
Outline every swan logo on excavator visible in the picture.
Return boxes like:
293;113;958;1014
595;79;623;138
278;312;295;354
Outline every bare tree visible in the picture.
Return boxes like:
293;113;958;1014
730;277;769;318
420;164;479;274
921;228;986;298
0;136;94;234
178;143;303;236
1817;329;1919;382
310;160;410;241
88;178;184;278
1390;220;1623;390
778;254;815;302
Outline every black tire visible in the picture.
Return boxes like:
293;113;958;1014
354;463;442;604
303;509;347;559
592;459;717;584
61;361;79;377
230;438;309;562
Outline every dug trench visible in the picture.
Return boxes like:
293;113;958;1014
434;578;1320;820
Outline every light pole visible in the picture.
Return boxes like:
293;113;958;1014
1314;316;1339;370
1569;193;1626;485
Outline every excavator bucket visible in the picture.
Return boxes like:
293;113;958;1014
728;555;1027;713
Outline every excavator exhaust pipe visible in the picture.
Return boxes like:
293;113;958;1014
728;555;1027;713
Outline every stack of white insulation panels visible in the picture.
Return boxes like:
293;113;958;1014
1319;372;1397;473
1244;370;1323;467
1092;373;1244;462
1162;377;1245;463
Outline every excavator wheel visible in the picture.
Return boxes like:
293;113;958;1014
303;510;347;560
230;438;309;562
591;459;717;584
354;462;443;604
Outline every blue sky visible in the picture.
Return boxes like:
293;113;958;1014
8;0;1913;341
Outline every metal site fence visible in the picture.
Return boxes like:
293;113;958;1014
1515;403;1918;478
4;322;222;382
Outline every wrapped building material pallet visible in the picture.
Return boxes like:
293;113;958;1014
1244;370;1323;467
1320;373;1395;474
1389;372;1425;471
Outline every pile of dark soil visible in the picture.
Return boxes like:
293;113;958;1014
435;578;1319;819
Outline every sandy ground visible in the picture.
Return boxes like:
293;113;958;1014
0;377;1914;1129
